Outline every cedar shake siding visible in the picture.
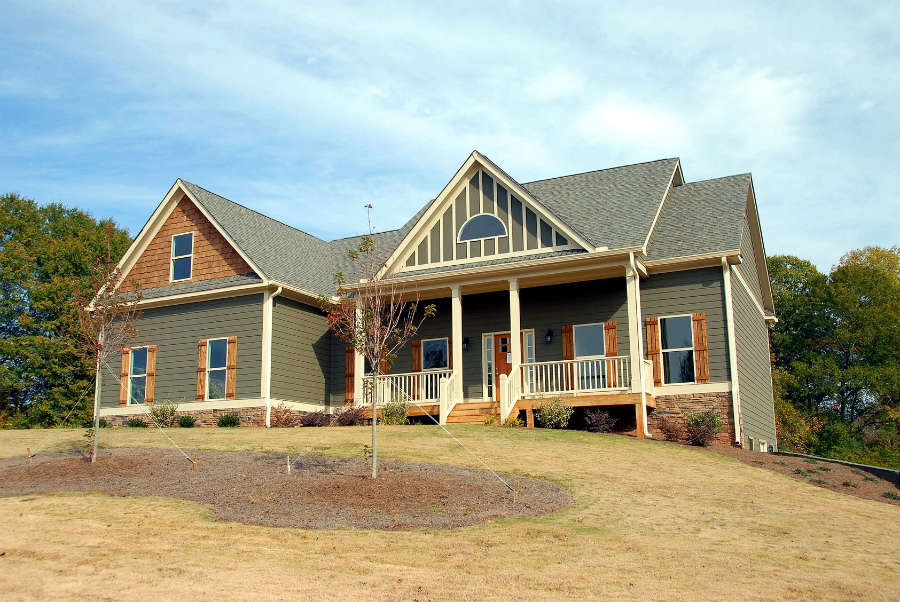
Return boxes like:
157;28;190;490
100;294;263;407
270;297;330;405
732;275;778;449
119;195;255;293
641;267;730;383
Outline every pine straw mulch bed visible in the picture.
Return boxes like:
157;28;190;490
0;448;571;530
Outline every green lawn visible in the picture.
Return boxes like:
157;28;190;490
1;426;898;601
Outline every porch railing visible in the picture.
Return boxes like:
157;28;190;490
499;371;521;423
438;371;459;425
361;370;453;407
519;355;630;397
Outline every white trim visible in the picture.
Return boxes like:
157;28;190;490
420;337;450;371
456;213;508;243
205;337;228;401
722;257;743;445
508;278;522;401
629;253;650;436
98;397;331;417
731;261;771;320
450;286;463;401
395;243;582;274
134;283;268;309
653;381;732;395
481;328;534;402
261;286;281;427
658;314;697;385
169;231;194;282
644;250;741;272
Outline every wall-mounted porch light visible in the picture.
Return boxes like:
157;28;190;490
544;329;553;344
462;337;469;351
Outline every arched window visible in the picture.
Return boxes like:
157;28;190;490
457;214;507;242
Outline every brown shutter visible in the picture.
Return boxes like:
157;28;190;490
119;347;130;405
411;340;422;372
196;340;207;400
225;336;238;399
645;317;662;386
604;322;619;387
344;347;355;403
379;358;390;374
561;325;574;389
692;313;710;383
145;345;157;404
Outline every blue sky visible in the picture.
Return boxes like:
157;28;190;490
1;1;897;271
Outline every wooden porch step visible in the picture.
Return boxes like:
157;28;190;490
446;401;500;424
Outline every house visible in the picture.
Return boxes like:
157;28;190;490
98;151;778;450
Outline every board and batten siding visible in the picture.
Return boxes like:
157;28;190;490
270;297;331;405
640;267;730;382
732;273;777;449
100;294;263;408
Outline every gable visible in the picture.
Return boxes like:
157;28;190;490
118;194;255;293
388;156;586;275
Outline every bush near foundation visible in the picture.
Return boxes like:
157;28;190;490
270;404;300;428
334;406;366;426
536;398;573;429
216;413;241;428
657;416;684;441
584;409;617;433
147;398;177;427
380;399;409;425
126;417;147;428
300;411;331;427
684;410;722;446
177;415;196;428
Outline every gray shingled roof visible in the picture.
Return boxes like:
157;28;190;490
141;274;262;299
645;174;750;260
522;158;679;249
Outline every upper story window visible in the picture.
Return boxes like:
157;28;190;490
171;232;194;281
660;315;694;384
421;338;449;370
129;347;148;404
457;214;507;242
206;337;228;400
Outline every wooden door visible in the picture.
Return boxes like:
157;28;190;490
493;333;512;402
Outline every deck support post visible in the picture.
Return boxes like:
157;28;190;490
526;407;535;429
451;285;463;403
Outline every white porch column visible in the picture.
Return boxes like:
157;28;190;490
261;288;274;427
626;254;650;437
450;285;463;401
353;306;364;405
509;278;521;393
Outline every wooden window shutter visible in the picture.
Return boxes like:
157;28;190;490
344;347;355;403
561;325;574;360
645;317;662;386
604;322;619;387
692;313;710;383
411;340;422;372
145;345;158;404
379;358;390;374
119;347;130;405
196;340;207;400
225;336;238;399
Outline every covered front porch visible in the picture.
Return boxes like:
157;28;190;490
354;260;656;436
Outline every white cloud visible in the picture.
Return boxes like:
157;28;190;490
526;68;584;102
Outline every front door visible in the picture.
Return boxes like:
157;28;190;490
493;333;512;402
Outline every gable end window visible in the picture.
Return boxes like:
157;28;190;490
457;214;507;242
659;315;695;384
171;232;194;281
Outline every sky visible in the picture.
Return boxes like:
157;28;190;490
1;1;897;271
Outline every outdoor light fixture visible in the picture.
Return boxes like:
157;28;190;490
545;329;553;344
462;337;469;351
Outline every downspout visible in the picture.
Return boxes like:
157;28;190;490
630;252;650;437
264;286;283;428
721;258;742;446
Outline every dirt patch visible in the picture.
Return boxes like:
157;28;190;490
0;449;570;530
701;444;900;505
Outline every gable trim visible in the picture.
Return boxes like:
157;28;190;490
641;160;685;254
743;178;776;316
379;151;593;277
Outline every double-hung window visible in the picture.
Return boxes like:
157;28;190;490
171;232;194;281
660;315;695;384
206;338;228;400
129;347;148;404
573;323;607;389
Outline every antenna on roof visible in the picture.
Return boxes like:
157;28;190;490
364;203;374;235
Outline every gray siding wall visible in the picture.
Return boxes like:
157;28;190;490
732;274;777;449
640;267;730;382
100;294;263;408
328;335;347;407
270;297;330;405
736;218;764;303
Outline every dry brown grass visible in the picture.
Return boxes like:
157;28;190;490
1;426;898;601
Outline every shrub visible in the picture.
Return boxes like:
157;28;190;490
126;417;147;428
841;480;859;488
216;413;241;428
882;491;900;501
502;414;523;428
584;409;617;433
380;399;409;425
657;416;683;441
535;398;573;429
178;415;196;428
270;404;300;428
683;410;722;446
300;411;331;427
334;406;366;426
482;414;499;426
80;417;109;428
147;398;177;427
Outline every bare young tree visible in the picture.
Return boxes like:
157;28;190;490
321;206;435;478
74;226;142;462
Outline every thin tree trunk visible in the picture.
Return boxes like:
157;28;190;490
91;354;102;463
371;367;378;479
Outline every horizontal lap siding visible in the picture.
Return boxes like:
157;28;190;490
736;218;764;302
732;270;777;449
640;268;730;382
329;335;347;407
270;297;330;405
100;294;263;407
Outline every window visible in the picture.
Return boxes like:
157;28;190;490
574;324;607;390
484;335;494;399
206;338;228;400
660;315;695;384
457;214;507;242
129;347;148;404
421;338;448;370
758;439;768;453
171;232;194;281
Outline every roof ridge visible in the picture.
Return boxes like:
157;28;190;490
521;157;679;185
180;179;328;243
328;228;402;243
680;172;751;186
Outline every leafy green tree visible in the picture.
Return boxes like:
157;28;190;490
0;193;131;426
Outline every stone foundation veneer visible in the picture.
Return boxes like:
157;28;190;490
647;392;736;445
105;406;267;427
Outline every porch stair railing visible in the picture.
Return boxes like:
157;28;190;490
519;355;630;397
438;371;459;425
499;372;521;423
361;370;453;408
